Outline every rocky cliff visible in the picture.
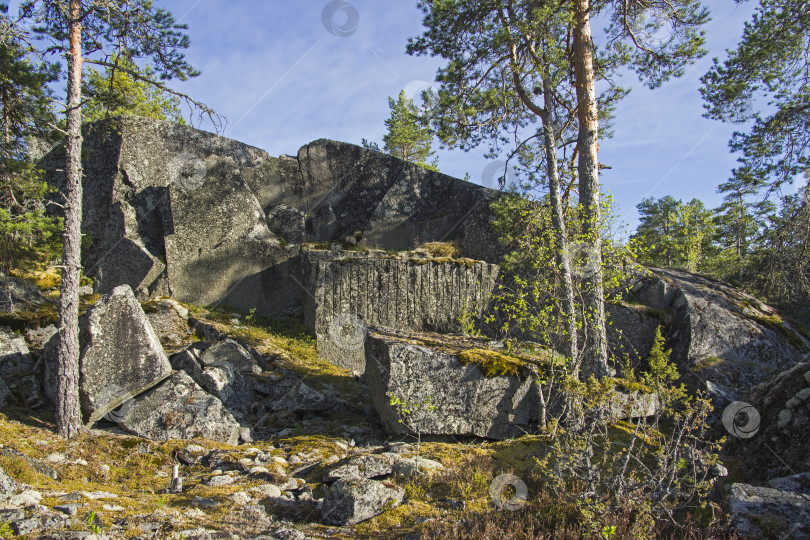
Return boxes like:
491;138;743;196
39;117;502;317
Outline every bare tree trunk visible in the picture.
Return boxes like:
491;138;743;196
572;0;610;379
56;0;83;439
541;75;579;376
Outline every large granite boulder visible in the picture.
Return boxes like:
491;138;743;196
43;285;172;424
0;326;36;380
365;328;542;440
728;475;810;539
302;250;499;372
0;274;48;312
621;268;809;408
320;477;404;526
38;117;504;320
722;360;810;483
116;370;241;445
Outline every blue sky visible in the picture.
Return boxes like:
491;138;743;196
17;0;763;229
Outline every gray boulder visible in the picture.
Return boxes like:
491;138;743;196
729;480;810;539
323;455;394;482
43;285;172;425
200;339;261;374
265;204;306;244
0;274;48;312
0;326;36;379
269;381;331;413
200;361;254;417
92;235;165;298
116;370;241;445
320;477;404;526
0;465;18;497
169;345;207;386
365;328;541;440
623;268;809;408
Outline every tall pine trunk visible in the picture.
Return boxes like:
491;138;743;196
541;75;579;376
572;0;610;379
56;0;83;439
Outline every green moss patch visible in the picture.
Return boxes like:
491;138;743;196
458;348;525;377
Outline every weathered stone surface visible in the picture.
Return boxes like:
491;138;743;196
9;513;67;536
723;361;810;483
201;339;260;374
265;204;306;244
729;481;810;539
320;477;404;526
0;465;18;497
605;301;667;365
170;345;207;387
304;252;499;372
43;285;172;424
0;326;35;379
200;361;253;417
392;457;444;478
607;391;660;420
269;381;331;413
323;454;393;482
116;370;241;445
0;273;48;312
91;235;165;298
623;268;809;408
39;118;504;323
145;299;191;349
365;328;541;440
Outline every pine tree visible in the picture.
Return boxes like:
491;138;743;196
83;54;184;124
382;90;436;169
19;0;216;438
0;27;60;279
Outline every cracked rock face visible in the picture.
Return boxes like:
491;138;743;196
116;370;241;445
321;477;404;526
622;268;809;409
365;328;542;440
43;284;172;425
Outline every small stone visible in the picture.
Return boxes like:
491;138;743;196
796;388;810;401
204;475;235;487
80;490;118;500
72;459;88;466
272;456;288;465
249;466;269;475
185;444;206;454
9;490;42;506
44;453;67;464
230;491;251;506
99;464;110;475
102;504;124;512
711;464;728;477
191;496;221;509
244;447;259;456
54;503;82;516
250;484;282;498
777;409;793;429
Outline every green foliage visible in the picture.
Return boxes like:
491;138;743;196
83;54;185;124
640;326;678;389
0;34;62;275
381;90;436;169
631;196;716;271
701;0;809;196
457;348;524;377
